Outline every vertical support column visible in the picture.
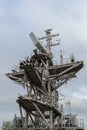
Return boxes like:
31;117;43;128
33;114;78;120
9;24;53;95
50;110;53;129
27;81;32;97
48;80;53;129
19;105;24;127
25;111;28;127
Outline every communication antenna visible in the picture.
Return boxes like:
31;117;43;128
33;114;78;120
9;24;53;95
66;101;71;115
38;29;60;56
60;50;63;65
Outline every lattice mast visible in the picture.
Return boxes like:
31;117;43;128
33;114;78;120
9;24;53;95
6;29;84;129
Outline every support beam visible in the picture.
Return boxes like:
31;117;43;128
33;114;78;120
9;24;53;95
25;111;28;127
32;102;50;128
48;63;81;78
29;113;35;126
54;72;76;90
19;105;24;127
50;110;54;129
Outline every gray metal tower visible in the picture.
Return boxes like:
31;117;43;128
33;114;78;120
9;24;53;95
6;29;84;130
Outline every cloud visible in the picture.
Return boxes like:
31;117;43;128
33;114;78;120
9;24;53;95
0;0;87;129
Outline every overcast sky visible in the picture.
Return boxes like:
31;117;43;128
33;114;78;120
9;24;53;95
0;0;87;129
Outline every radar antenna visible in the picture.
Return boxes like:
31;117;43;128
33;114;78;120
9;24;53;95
38;29;60;56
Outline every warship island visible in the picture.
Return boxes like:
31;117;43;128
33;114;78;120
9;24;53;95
2;29;84;130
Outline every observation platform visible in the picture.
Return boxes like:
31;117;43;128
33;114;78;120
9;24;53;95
6;61;83;88
17;95;61;117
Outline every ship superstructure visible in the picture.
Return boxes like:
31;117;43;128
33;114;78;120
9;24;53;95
4;29;84;130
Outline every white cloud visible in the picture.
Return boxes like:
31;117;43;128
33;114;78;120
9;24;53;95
0;0;87;129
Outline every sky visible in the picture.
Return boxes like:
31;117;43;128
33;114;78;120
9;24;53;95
0;0;87;129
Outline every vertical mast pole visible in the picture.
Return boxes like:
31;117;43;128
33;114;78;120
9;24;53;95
45;29;53;59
